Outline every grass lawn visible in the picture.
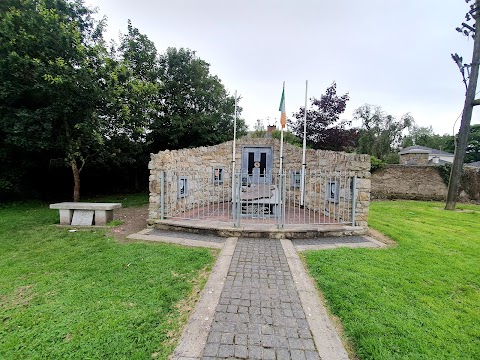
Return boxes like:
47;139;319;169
304;201;480;360
0;198;216;359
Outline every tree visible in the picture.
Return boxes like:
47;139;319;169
402;125;455;152
289;82;357;151
354;104;414;160
0;0;108;201
97;21;162;189
251;119;266;138
271;130;302;147
446;0;480;209
149;47;247;151
465;124;480;163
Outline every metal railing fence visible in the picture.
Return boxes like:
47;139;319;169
158;168;357;228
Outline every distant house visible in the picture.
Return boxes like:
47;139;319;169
399;145;454;166
466;161;480;168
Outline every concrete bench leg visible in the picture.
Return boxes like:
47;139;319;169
94;210;113;225
59;209;73;225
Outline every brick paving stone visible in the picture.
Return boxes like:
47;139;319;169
249;345;263;359
305;350;322;360
234;344;248;358
207;331;222;343
263;348;276;360
291;349;307;360
217;344;234;358
203;343;219;357
220;332;234;345
276;348;291;360
201;238;321;359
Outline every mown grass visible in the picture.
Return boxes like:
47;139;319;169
304;201;480;360
83;192;149;208
0;200;216;359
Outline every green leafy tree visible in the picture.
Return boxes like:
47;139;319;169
0;0;107;201
354;104;414;160
150;47;247;151
402;125;454;152
271;130;302;147
465;124;480;163
96;21;162;188
251;119;266;138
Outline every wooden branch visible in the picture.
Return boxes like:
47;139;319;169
472;98;480;106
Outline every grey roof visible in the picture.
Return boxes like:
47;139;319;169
399;145;453;156
427;158;450;166
466;161;480;168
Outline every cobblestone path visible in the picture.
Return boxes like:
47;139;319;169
202;239;320;360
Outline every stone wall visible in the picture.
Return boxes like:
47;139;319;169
400;152;429;165
149;138;371;226
371;165;447;200
371;165;480;202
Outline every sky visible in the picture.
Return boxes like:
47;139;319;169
86;0;480;135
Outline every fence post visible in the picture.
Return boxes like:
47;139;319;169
282;172;286;229
160;170;165;220
232;170;237;227
236;172;242;227
351;176;357;226
276;174;280;228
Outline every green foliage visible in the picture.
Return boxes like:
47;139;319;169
437;163;452;186
370;155;385;173
271;130;303;147
402;125;454;152
0;201;215;359
384;152;399;164
355;104;414;159
251;119;266;138
0;0;108;200
305;201;480;360
437;163;480;200
149;47;247;151
0;1;246;200
465;124;480;163
84;193;149;208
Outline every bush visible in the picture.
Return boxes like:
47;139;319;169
370;156;385;173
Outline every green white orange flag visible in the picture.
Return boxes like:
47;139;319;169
279;84;286;128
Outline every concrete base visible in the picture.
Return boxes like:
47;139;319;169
59;209;73;225
94;210;113;225
148;219;368;239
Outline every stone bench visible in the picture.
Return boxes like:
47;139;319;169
49;202;122;226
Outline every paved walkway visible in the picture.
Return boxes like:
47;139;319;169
128;230;384;359
203;239;318;360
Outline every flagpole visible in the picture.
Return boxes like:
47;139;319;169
279;82;285;175
231;90;237;199
300;80;308;207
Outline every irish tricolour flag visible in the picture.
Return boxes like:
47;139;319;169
279;83;286;129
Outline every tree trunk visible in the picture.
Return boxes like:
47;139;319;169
446;0;480;210
71;160;81;202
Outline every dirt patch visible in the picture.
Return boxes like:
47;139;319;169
0;284;35;311
108;205;149;241
368;228;397;247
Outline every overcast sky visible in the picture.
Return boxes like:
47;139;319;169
87;0;480;135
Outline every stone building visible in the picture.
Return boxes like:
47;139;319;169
148;138;371;232
399;145;454;165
